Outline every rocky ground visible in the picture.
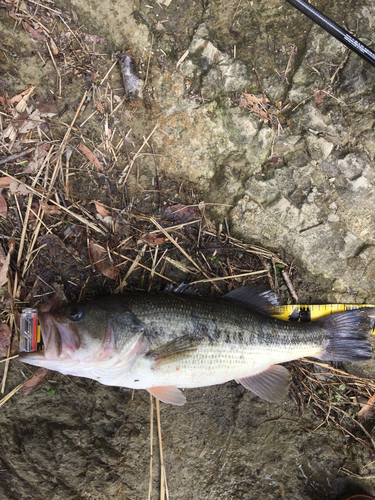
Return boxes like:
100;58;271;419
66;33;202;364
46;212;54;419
1;0;375;499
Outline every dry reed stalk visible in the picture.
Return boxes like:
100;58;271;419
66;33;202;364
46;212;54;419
148;219;201;235
148;394;154;500
100;60;118;86
116;244;147;293
148;246;159;291
0;170;106;235
57;91;87;198
110;97;126;117
156;399;169;500
45;39;61;96
189;269;268;284
150;217;219;291
0;377;32;408
0;355;19;364
144;34;154;88
120;123;159;184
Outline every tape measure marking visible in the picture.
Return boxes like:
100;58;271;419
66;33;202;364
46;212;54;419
272;304;375;334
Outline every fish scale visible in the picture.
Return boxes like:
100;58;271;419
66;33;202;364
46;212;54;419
100;294;337;388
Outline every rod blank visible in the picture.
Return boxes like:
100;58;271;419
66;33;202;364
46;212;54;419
284;0;375;68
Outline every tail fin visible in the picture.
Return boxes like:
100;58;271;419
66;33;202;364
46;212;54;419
318;308;374;362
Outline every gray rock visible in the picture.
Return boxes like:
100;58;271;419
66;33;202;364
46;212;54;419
231;147;375;300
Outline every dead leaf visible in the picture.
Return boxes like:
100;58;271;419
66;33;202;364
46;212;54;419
197;201;207;219
10;85;35;104
6;5;19;21
0;91;9;106
154;21;166;31
93;201;110;218
0;195;7;218
0;178;12;188
90;71;99;82
9;238;15;254
18;100;57;134
28;202;39;221
165;256;198;274
16;183;30;196
241;93;268;106
89;241;119;281
142;232;166;246
79;144;103;171
39;201;61;215
0;244;6;261
358;392;375;420
0;323;11;357
0;239;14;287
38;234;67;256
39;294;63;313
49;38;58;55
313;90;327;106
9;180;30;196
161;204;201;224
94;100;105;114
240;93;270;122
3;123;17;142
84;34;104;45
27;143;51;173
22;21;46;41
22;368;50;395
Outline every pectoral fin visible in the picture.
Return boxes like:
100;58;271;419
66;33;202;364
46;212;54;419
146;335;199;366
147;386;186;405
236;365;291;403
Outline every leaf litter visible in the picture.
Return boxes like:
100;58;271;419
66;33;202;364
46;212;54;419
0;195;7;218
88;241;119;281
0;0;374;465
0;323;11;358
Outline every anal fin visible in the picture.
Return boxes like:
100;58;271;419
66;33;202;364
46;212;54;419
236;365;291;403
147;386;186;406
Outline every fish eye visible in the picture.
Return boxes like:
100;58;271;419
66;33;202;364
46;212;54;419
68;307;83;321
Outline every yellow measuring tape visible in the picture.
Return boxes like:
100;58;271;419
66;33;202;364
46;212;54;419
273;303;375;335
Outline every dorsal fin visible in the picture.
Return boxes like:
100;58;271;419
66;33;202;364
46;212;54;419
164;283;199;295
223;285;281;316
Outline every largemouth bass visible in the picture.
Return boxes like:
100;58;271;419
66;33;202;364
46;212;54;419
20;287;374;405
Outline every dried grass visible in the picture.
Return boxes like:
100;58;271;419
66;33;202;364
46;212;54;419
289;359;375;451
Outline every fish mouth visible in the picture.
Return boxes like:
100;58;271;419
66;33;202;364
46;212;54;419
19;311;81;362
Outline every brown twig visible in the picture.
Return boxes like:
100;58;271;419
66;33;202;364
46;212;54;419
148;393;154;500
151;142;161;209
150;217;220;291
0;149;32;166
156;399;169;500
248;55;271;122
280;44;297;84
282;269;298;302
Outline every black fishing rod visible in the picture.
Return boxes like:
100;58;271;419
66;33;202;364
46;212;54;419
284;0;375;68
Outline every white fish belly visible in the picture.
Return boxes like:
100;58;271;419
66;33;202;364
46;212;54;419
122;341;324;390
